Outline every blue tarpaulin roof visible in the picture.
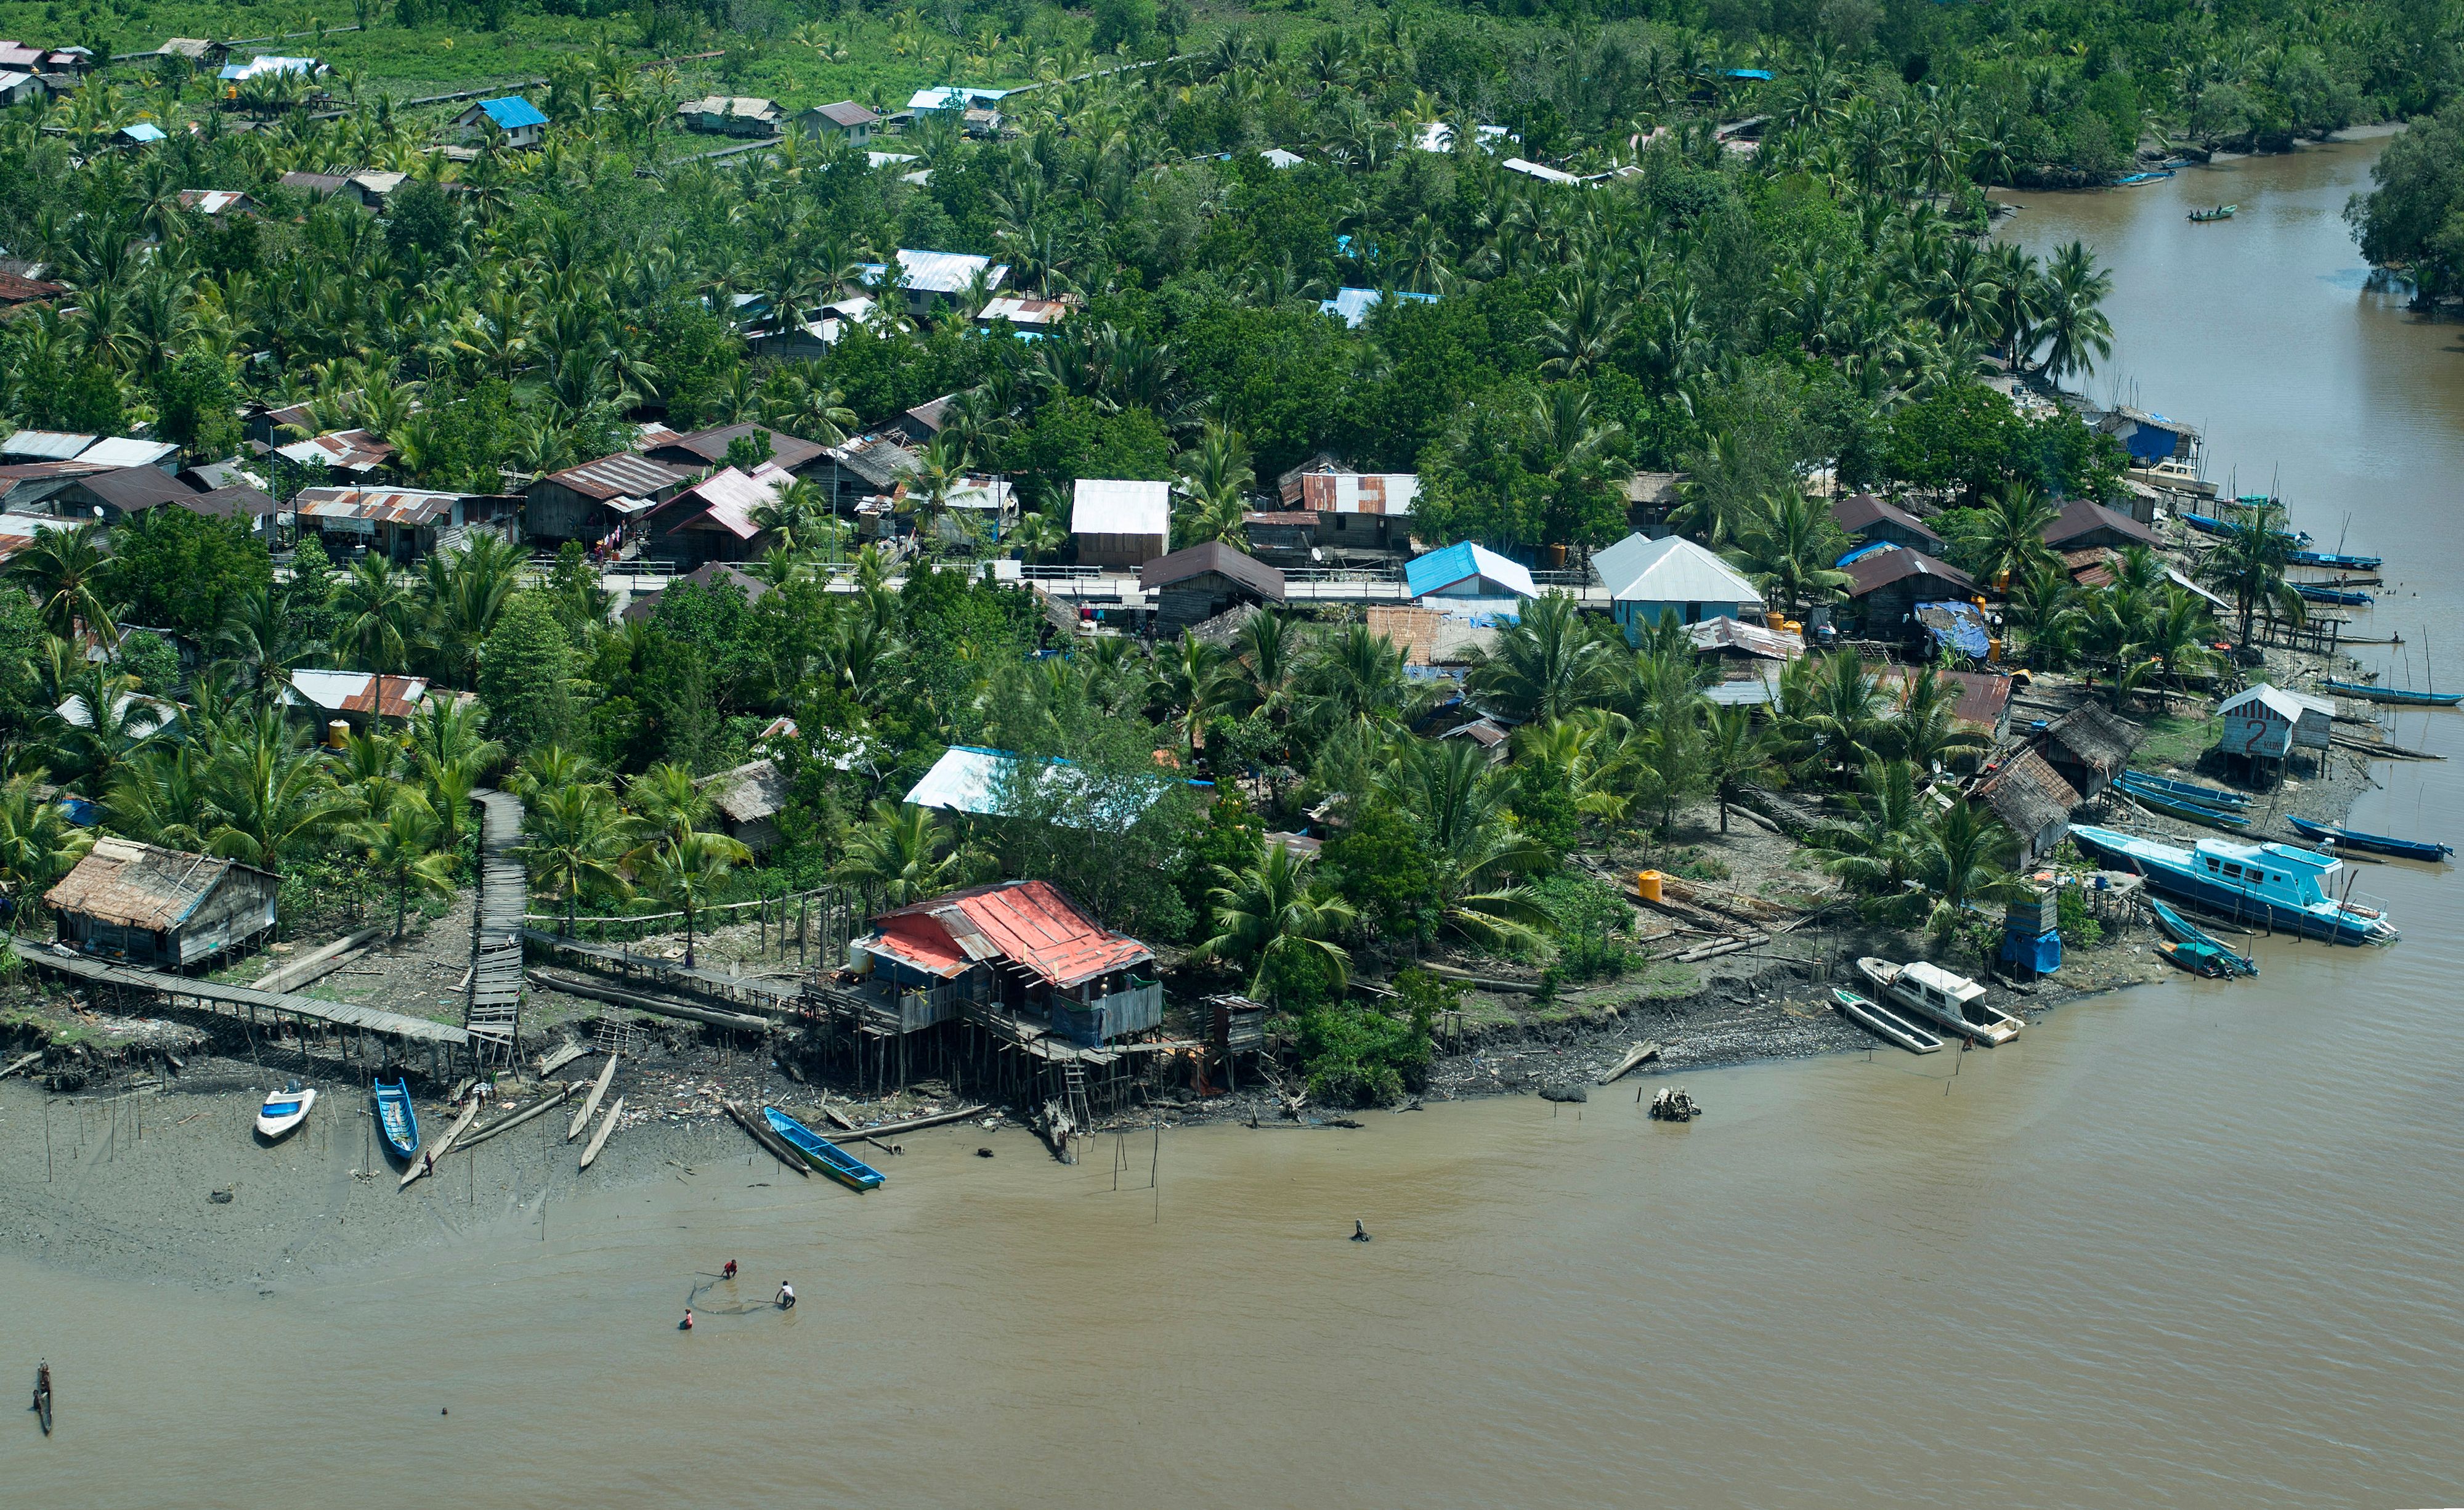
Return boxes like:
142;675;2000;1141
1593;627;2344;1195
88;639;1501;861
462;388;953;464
1914;599;1992;659
1836;540;1897;568
1406;541;1538;599
475;96;548;129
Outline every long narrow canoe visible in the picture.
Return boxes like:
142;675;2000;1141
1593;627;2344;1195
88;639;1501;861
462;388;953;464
764;1106;887;1191
1831;989;1943;1055
2294;583;2373;606
2147;899;2258;975
399;1095;481;1188
2319;679;2464;707
2124;788;2252;830
373;1079;419;1161
2117;769;2251;811
567;1052;619;1142
2287;813;2455;861
2288;549;2383;569
580;1096;624;1171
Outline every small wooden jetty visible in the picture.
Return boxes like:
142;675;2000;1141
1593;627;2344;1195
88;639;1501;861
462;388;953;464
468;791;529;1060
522;930;801;1015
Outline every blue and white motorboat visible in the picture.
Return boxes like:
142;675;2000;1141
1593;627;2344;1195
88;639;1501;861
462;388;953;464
2067;824;2398;945
254;1079;316;1140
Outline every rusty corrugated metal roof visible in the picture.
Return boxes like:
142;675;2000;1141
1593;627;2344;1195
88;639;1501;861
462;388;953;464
293;486;463;526
872;880;1151;991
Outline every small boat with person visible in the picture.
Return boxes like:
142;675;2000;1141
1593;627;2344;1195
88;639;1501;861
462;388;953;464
2317;678;2463;707
763;1106;886;1191
31;1358;51;1435
2066;824;2399;944
1830;988;1944;1055
2285;814;2455;862
372;1078;419;1162
2148;898;2258;975
2187;203;2237;222
1854;958;2024;1045
254;1079;316;1140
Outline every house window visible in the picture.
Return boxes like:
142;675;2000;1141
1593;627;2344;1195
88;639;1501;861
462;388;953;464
1685;602;1704;623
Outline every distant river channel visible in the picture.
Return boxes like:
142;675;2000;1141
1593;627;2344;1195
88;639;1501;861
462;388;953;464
6;135;2464;1509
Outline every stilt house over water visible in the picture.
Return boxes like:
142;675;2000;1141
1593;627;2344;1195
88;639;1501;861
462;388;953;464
44;838;278;969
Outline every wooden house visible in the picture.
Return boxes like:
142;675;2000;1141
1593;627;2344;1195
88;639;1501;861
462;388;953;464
1971;749;2081;869
851;880;1161;1046
2218;684;2334;770
639;422;825;477
1071;479;1171;569
46;838;279;968
453;96;548;148
2041;704;2141;798
292;485;513;562
676;95;783;137
797;100;879;145
1841;548;1980;634
1831;492;1945;554
2042;497;2163;553
1140;542;1286;632
697;758;791;854
523;452;692;546
639;463;792;566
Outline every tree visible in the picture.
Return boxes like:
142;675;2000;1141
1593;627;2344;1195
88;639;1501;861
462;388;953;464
1736;492;1851;617
2036;240;2115;386
477;591;575;754
1198;840;1356;1002
1376;737;1554;951
1699;704;1773;834
9;524;122;647
833;800;957;906
355;788;458;938
335;556;420;675
201;710;346;872
1941;481;2062;586
147;349;243;458
0;773;94;927
113;508;272;639
1805;760;1929;919
523;782;633;933
633;826;753;968
1466;593;1615;723
2198;506;2307;645
2346;97;2464;302
1911;797;2032;948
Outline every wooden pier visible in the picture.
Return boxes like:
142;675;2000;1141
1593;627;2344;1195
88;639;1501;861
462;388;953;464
468;790;528;1060
24;947;471;1077
521;929;800;1015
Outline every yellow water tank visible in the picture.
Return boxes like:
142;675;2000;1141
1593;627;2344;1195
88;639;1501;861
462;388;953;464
1988;638;2004;664
1635;870;1664;903
1783;619;1802;634
1765;611;1788;630
328;719;350;750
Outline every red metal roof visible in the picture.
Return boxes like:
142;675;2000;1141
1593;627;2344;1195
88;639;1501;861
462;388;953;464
872;880;1151;991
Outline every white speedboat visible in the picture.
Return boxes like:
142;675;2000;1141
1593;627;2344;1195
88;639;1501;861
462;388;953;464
256;1080;316;1140
1855;957;2024;1046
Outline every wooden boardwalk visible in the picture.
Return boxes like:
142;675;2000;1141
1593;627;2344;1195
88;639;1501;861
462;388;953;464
469;790;527;1055
26;947;471;1057
522;928;799;1014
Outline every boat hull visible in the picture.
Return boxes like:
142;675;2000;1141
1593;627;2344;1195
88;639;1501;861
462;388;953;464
1854;958;2022;1045
1831;989;1942;1054
2318;680;2464;707
2285;814;2454;861
2067;827;2395;944
254;1087;315;1140
373;1080;419;1161
763;1107;886;1191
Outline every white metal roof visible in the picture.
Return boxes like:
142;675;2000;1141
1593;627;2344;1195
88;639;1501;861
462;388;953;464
2220;684;2329;723
1900;960;1986;1002
77;437;178;469
1;429;96;460
1591;532;1765;606
1071;479;1170;538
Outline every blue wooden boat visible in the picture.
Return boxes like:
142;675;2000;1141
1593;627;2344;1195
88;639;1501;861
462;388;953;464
2067;824;2397;944
2121;786;2252;830
2288;549;2382;569
372;1078;419;1161
2114;169;2174;185
764;1106;886;1191
2157;939;2237;976
2117;769;2251;811
2317;679;2464;707
2286;814;2455;862
2294;583;2373;606
2147;898;2257;975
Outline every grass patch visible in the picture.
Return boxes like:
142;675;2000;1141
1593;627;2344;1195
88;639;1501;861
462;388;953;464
2134;710;2221;770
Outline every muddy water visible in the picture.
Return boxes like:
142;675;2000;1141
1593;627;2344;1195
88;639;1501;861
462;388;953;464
10;140;2464;1508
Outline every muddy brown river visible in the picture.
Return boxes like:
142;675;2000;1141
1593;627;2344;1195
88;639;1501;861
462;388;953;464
7;136;2464;1507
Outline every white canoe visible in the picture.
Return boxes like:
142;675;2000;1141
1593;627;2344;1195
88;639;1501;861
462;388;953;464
256;1081;316;1140
1831;989;1943;1055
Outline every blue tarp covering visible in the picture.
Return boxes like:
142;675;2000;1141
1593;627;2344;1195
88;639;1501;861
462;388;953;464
476;96;548;130
1836;540;1897;568
1914;599;1992;659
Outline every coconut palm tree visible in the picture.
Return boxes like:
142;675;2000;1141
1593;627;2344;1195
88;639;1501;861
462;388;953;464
418;533;524;688
213;584;307;705
2197;506;2307;645
524;782;634;935
1377;738;1554;950
1736;492;1852;617
1698;703;1774;834
1880;666;1993;772
833;800;957;907
2009;559;2083;667
1791;652;1891;782
1945;481;2061;583
46;664;169;796
0;773;95;927
1911;796;2032;948
104;743;213;851
335;555;421;675
1173;422;1256;548
200;710;347;873
1466;593;1615;723
9;524;122;647
1295;622;1419;736
1804;760;1929;919
626;761;712;850
1149;630;1230;749
634;826;753;968
2036;239;2115;386
355;787;459;938
1197;840;1356;1001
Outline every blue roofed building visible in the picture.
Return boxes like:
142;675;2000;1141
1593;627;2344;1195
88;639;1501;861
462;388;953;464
1319;287;1440;328
1406;542;1538;619
454;95;548;148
